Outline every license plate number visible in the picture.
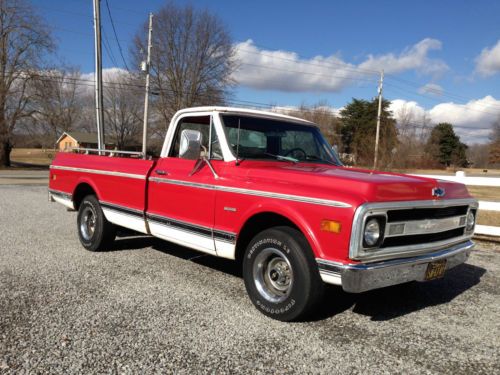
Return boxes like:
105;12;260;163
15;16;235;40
425;259;447;280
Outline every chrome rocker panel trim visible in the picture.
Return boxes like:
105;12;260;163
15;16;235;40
317;240;474;293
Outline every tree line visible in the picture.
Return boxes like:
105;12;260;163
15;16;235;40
0;0;234;166
1;0;498;169
283;99;500;170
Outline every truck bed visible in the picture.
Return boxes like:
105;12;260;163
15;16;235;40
49;152;156;232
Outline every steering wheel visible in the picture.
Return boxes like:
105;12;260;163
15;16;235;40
284;147;307;159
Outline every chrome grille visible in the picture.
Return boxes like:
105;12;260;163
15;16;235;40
387;205;468;222
349;198;478;262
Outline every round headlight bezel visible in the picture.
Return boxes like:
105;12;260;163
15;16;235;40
466;210;476;232
363;216;385;248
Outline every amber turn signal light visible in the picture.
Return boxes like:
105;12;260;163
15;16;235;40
320;220;342;233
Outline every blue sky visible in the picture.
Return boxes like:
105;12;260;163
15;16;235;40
34;0;500;143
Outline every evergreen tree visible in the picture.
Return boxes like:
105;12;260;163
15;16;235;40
339;98;398;166
426;123;468;167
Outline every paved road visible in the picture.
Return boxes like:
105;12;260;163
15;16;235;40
0;170;48;185
1;186;499;374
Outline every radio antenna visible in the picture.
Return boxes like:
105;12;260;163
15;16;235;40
235;118;241;166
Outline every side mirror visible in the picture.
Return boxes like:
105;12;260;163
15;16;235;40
179;129;202;159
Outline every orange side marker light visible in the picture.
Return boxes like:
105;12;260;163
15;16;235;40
320;220;342;233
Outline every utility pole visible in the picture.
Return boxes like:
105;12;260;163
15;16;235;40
93;0;105;153
373;70;384;169
142;13;154;158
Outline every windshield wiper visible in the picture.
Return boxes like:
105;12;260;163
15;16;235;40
305;155;338;165
264;152;299;163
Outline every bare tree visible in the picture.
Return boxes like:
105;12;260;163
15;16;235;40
103;71;143;149
488;116;500;166
278;102;341;146
468;143;490;168
31;68;82;141
0;0;53;166
132;2;235;135
392;105;435;169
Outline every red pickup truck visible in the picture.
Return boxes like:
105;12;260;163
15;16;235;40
49;106;478;321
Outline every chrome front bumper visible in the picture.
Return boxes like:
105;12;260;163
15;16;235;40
317;240;474;293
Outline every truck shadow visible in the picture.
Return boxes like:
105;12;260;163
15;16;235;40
110;235;486;322
311;263;486;322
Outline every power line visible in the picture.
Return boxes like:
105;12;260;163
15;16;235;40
384;77;500;112
104;0;131;71
385;82;500;118
37;3;499;112
385;74;500;110
28;71;496;132
238;62;377;83
32;2;139;28
101;27;119;67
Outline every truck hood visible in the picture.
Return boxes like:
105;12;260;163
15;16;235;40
239;163;471;206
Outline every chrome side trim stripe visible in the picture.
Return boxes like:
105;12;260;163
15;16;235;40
149;177;351;208
149;177;214;190
100;201;144;218
213;230;237;244
146;212;237;244
50;165;146;180
147;212;213;238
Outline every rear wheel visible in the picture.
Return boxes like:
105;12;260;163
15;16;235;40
77;195;116;251
243;226;324;321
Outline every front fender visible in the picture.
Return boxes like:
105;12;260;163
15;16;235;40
235;200;326;258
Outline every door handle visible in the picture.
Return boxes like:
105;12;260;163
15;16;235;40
155;169;167;175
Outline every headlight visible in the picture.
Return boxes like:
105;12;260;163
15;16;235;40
364;218;382;247
466;210;476;231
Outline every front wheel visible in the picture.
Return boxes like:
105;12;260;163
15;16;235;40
77;195;116;251
243;226;324;321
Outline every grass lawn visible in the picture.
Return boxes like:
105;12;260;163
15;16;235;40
477;210;500;227
467;186;500;202
397;168;500;177
10;148;55;166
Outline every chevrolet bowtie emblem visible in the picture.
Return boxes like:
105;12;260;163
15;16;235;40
432;187;446;198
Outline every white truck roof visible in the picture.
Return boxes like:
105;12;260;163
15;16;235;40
174;106;316;126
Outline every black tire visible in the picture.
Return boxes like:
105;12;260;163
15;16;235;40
77;195;116;251
243;226;324;321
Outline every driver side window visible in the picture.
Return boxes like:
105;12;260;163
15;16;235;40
171;116;224;160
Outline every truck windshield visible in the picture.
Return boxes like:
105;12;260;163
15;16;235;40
220;114;342;165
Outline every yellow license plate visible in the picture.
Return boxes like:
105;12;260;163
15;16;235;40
425;259;447;280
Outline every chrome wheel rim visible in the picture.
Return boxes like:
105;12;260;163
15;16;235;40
80;206;96;241
253;248;293;303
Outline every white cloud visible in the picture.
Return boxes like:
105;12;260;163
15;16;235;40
358;38;448;76
79;68;132;96
81;67;130;83
475;40;500;77
390;96;500;143
233;39;448;92
418;83;444;96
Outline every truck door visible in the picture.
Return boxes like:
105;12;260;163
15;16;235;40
147;114;220;254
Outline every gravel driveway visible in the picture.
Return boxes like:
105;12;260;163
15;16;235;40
1;185;499;374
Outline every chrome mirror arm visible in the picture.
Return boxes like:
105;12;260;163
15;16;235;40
189;145;219;179
203;156;219;179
